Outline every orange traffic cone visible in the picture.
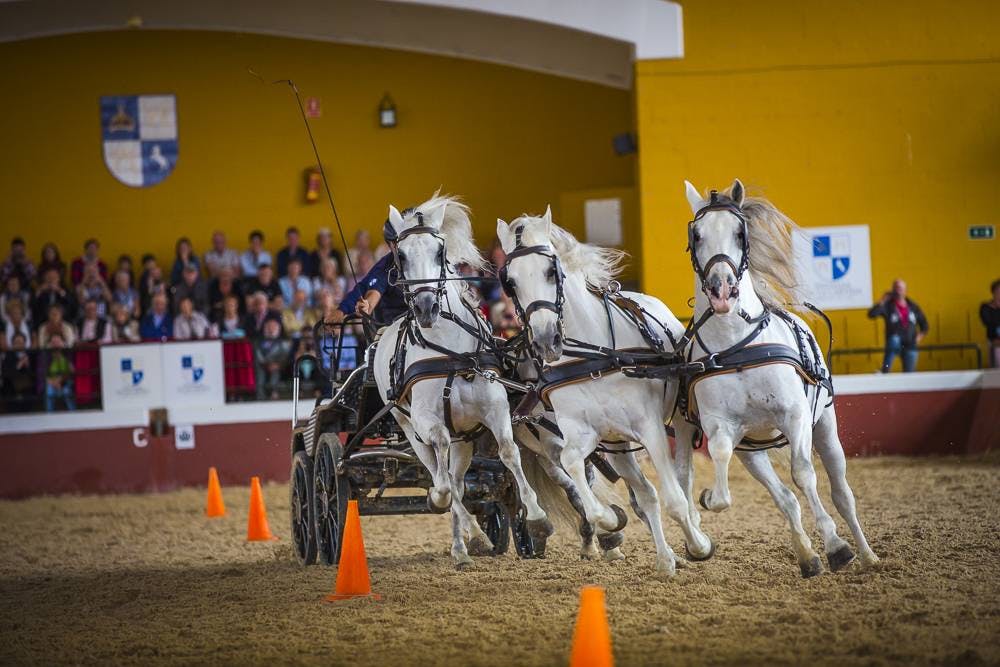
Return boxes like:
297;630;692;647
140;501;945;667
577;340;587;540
205;467;226;518
246;476;277;541
325;500;381;601
569;586;614;667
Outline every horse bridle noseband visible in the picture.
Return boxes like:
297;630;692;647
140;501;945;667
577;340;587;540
499;227;566;344
687;190;751;298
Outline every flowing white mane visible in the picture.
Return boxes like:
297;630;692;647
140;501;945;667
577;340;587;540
511;214;627;290
411;192;486;271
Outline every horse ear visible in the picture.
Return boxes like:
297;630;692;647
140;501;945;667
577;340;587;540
684;181;703;215
387;205;405;233
731;179;745;207
426;202;447;229
496;218;511;251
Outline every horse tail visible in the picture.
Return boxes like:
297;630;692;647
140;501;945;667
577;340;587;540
519;449;581;535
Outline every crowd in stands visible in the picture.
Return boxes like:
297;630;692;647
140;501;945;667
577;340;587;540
0;228;519;412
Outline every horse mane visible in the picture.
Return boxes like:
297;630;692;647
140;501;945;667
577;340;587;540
413;192;486;271
512;214;627;290
722;185;802;308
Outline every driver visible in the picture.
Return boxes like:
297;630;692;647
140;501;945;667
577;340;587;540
328;215;407;325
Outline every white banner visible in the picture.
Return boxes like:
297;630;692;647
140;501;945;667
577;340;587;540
100;344;164;409
793;225;873;310
161;341;225;409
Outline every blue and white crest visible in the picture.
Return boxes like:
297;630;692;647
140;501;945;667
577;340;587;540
120;357;144;387
100;94;178;187
181;354;204;384
811;234;851;282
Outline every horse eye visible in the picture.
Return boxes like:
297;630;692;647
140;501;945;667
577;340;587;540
545;267;556;280
736;230;745;241
397;252;407;263
693;232;702;243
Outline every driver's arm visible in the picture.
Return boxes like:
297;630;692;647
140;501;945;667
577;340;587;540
356;290;382;315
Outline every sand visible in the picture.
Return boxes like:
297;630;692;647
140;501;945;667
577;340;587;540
1;453;998;666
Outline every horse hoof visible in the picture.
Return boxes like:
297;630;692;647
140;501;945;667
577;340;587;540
698;488;711;510
684;538;716;562
454;558;474;571
800;556;823;578
827;544;856;572
468;535;495;557
654;557;677;580
527;518;555;541
606;505;629;533
602;547;626;562
427;493;450;514
598;532;624;551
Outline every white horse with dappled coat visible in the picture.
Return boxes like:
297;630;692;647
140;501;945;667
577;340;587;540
678;178;879;576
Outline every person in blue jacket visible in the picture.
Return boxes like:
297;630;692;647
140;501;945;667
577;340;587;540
139;292;173;340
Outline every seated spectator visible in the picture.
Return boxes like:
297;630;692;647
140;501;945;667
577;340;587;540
308;227;344;278
277;226;311;278
42;335;75;412
173;296;215;340
37;242;67;286
209;268;244;322
1;237;36;286
171;262;210;314
216;295;246;339
139;256;166;313
108;303;140;343
242;292;281;339
33;267;77;324
77;299;111;344
254;318;292;400
38;304;77;348
294;329;320;395
867;279;928;373
204;231;241;278
312;257;346;299
170;237;200;286
116;254;135;287
1;332;34;411
75;264;112;317
1;275;32;323
111;269;141;318
240;230;271;277
346;250;376;293
270;293;286;313
70;238;108;286
3;299;32;350
244;263;281;302
980;278;1000;368
279;258;312;305
347;229;373;276
490;293;520;339
139;293;173;341
282;289;318;339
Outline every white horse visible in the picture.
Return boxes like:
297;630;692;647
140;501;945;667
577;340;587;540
678;178;879;576
371;195;554;568
497;209;714;577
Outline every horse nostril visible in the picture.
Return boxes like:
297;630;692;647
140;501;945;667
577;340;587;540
553;332;562;346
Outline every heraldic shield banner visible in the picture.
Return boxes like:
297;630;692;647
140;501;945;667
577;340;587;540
100;94;178;187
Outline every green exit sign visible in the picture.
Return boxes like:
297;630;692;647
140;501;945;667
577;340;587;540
969;225;995;240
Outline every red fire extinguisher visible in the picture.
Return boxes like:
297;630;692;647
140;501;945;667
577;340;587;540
305;167;321;203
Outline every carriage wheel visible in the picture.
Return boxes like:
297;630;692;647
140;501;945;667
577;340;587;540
290;451;317;565
509;501;542;559
476;501;511;556
314;434;349;566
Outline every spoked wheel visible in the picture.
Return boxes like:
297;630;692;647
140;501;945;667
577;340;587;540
290;450;317;565
509;501;542;559
314;434;350;566
476;501;511;556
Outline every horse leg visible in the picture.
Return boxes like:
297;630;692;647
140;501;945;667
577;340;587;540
418;422;454;514
449;439;495;559
671;416;703;529
558;420;625;534
605;448;675;566
699;421;736;513
736;448;823;577
813;405;879;568
486;410;554;542
536;448;600;560
783;414;831;578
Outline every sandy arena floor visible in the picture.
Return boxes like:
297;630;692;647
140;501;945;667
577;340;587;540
1;453;998;666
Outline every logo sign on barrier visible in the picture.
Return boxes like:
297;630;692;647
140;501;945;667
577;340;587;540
100;340;224;411
793;225;873;310
100;344;164;409
174;424;196;450
161;341;225;409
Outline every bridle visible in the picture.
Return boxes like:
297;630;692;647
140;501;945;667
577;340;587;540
499;226;565;345
687;190;750;299
386;209;448;311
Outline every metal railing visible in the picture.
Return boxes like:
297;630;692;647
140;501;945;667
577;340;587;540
829;343;983;371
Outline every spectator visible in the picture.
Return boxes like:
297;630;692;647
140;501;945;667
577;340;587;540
312;257;346;299
75;263;112;317
108;303;140;343
139;255;166;313
139;293;173;341
77;299;111;344
42;335;75;412
282;289;318;339
3;299;32;350
245;263;281;302
255;318;292;400
980;278;1000;368
216;295;246;339
347;229;373;275
37;242;67;286
1;275;32;322
308;227;344;278
491;293;520;339
279;258;312;306
33;268;77;324
204;231;241;278
116;254;135;287
294;329;320;394
111;269;141;318
171;262;210;314
70;238;108;286
867;279;929;373
240;230;271;278
484;241;507;303
1;332;34;411
173;296;215;340
38;304;77;348
1;237;36;286
346;250;375;293
277;226;310;278
170;237;200;285
209;268;244;322
242;292;281;339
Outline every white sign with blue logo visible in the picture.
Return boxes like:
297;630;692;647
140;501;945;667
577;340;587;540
161;341;225;409
100;344;165;409
793;225;873;310
100;94;178;187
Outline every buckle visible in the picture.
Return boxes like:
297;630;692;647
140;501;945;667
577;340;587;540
590;370;603;380
442;385;453;399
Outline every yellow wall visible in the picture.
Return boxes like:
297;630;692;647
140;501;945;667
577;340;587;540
636;0;1000;372
0;30;634;276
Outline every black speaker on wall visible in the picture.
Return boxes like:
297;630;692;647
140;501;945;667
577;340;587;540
613;132;637;156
